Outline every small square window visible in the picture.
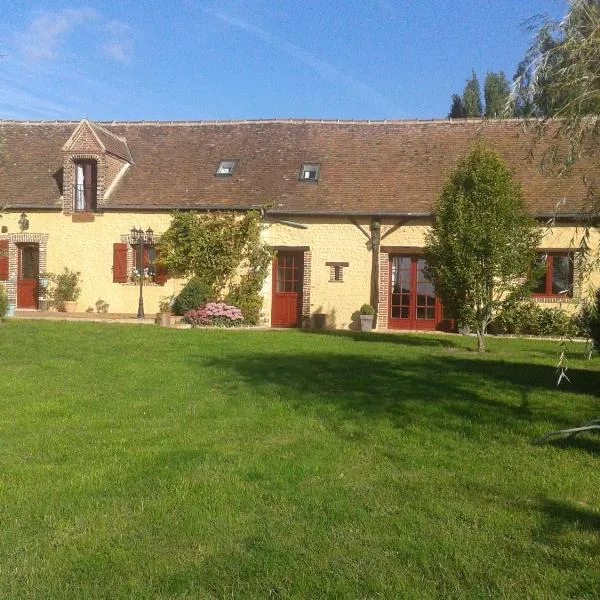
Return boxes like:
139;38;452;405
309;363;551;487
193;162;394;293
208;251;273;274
299;163;320;182
216;160;237;176
326;261;348;283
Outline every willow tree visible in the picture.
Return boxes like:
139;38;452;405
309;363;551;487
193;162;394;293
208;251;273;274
425;145;541;352
511;1;600;175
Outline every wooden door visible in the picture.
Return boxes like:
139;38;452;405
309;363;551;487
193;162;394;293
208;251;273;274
17;244;39;309
389;255;441;330
271;252;303;327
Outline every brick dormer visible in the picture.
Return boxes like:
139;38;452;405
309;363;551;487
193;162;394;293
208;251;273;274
61;119;132;215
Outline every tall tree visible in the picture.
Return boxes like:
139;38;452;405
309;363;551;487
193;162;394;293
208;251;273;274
448;94;467;118
484;71;511;117
462;71;483;117
512;0;600;143
425;145;541;352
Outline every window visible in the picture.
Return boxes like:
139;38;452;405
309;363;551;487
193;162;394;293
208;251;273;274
74;160;97;211
326;261;348;283
132;244;157;281
299;163;320;182
112;242;168;285
216;160;237;176
0;240;8;281
533;252;574;298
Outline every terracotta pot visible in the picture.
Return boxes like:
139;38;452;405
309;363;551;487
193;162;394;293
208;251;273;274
156;312;171;327
63;301;77;313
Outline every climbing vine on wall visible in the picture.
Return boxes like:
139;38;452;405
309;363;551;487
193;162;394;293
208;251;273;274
157;211;272;324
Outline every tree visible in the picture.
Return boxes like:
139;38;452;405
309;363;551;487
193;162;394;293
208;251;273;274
511;0;600;159
463;71;483;117
448;94;467;118
425;145;541;352
484;71;511;117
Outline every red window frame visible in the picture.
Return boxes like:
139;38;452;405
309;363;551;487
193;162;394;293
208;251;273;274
532;252;574;298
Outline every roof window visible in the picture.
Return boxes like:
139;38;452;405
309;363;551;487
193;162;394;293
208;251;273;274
299;163;320;182
216;160;237;176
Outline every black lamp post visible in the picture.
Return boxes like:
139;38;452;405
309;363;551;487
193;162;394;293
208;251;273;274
130;226;154;319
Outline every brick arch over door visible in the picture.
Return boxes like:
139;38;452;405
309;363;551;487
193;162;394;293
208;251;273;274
0;233;49;308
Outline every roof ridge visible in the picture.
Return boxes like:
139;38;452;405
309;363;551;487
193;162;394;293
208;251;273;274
0;117;536;127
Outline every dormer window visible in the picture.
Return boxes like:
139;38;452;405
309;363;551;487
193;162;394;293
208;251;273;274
216;160;237;176
74;160;97;212
299;163;320;182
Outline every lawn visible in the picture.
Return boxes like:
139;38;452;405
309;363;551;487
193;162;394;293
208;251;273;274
0;321;599;599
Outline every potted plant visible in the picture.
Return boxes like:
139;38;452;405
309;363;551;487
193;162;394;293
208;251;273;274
359;303;376;332
50;268;81;312
156;295;174;327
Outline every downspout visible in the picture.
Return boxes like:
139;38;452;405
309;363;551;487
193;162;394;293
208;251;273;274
370;218;381;328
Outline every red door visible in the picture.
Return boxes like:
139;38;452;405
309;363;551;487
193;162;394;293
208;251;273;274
272;252;303;327
17;244;39;309
388;255;442;330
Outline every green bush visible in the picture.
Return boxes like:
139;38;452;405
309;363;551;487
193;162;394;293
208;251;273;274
359;304;376;315
489;301;583;337
172;277;214;316
50;268;81;311
226;283;263;325
579;289;600;349
0;285;8;320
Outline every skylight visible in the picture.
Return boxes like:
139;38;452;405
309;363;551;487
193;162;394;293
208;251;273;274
216;160;237;176
299;163;320;182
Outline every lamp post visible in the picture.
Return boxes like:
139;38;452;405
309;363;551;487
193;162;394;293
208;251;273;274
130;226;154;319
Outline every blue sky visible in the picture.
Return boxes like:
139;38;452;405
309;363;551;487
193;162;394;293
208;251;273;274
0;1;567;121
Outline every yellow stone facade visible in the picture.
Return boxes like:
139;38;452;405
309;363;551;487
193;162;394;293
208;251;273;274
2;210;598;326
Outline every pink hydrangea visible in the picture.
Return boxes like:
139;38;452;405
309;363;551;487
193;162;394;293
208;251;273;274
184;302;244;327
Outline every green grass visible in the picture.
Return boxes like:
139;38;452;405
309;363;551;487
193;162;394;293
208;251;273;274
0;322;599;599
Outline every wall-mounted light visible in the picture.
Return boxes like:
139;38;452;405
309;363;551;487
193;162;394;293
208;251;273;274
370;219;381;249
18;213;29;232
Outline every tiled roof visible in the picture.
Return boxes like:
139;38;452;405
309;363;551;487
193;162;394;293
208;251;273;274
0;119;593;215
88;121;133;162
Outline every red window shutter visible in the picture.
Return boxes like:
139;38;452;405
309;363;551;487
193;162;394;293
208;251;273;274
113;243;128;283
0;240;9;281
154;250;168;285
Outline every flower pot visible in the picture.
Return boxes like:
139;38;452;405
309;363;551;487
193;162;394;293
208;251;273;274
360;314;374;332
156;312;171;327
63;301;77;313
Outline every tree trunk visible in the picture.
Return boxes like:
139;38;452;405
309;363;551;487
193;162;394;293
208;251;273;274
476;330;485;352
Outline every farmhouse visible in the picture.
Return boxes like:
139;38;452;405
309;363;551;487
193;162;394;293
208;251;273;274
0;118;598;330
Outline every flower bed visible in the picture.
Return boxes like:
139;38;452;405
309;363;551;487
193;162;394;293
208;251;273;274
184;302;244;327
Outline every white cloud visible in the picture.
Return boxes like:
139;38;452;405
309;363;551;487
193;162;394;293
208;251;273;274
17;8;98;62
15;10;133;64
103;40;132;62
203;8;398;114
103;20;132;62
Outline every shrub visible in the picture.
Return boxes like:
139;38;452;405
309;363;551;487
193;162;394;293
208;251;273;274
50;268;81;311
226;283;263;325
0;285;8;320
489;301;583;337
579;289;600;349
184;302;244;327
359;304;376;315
172;277;213;316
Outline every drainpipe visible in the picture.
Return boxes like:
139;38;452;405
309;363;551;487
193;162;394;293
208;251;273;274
370;218;381;328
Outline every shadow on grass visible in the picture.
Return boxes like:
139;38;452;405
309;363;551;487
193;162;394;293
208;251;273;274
199;349;598;439
299;328;462;349
549;436;600;457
